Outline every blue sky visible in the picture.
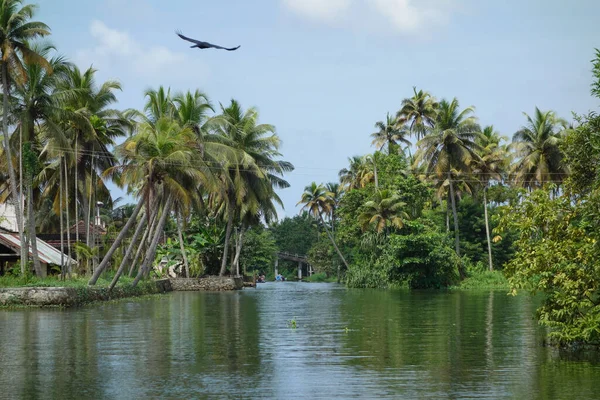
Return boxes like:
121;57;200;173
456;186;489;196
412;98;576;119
39;0;600;217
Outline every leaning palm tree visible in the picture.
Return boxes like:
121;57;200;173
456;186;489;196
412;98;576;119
0;0;51;274
473;126;508;271
359;189;408;236
101;117;214;287
415;98;481;263
510;108;568;190
397;87;439;140
371;113;410;155
298;182;349;270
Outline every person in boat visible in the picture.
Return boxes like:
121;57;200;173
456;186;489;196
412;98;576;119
276;273;282;281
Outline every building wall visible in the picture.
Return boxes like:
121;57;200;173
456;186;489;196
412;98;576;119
0;203;18;232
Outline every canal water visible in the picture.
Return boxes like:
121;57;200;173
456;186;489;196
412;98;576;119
1;282;599;399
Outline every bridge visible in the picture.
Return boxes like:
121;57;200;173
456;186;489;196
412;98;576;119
275;252;312;280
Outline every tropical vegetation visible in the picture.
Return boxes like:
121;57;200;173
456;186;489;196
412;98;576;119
0;0;293;291
0;0;599;348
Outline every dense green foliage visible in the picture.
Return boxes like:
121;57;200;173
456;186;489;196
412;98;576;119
270;213;318;255
494;51;600;346
0;1;293;288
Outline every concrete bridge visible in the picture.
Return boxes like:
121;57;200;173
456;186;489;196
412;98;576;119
275;252;312;280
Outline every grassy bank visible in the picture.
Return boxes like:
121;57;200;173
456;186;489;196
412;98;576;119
451;269;509;290
0;274;134;288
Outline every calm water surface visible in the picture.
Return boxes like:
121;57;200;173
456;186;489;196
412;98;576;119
1;282;599;399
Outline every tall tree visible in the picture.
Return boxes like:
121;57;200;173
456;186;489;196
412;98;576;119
12;43;73;276
415;98;481;268
339;155;375;190
0;0;50;274
511;108;568;189
397;87;438;140
359;189;408;236
371;112;410;155
473;125;508;271
93;117;212;285
212;100;292;276
298;182;349;270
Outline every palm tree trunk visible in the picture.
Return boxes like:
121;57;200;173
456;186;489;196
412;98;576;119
2;63;27;275
19;125;23;231
448;174;464;279
483;187;493;271
319;213;349;270
27;182;43;277
88;197;144;285
75;136;79;245
374;161;379;189
128;214;155;278
60;158;65;279
446;200;450;233
219;199;235;276
86;169;92;273
232;227;244;277
177;214;189;278
132;196;173;287
129;205;159;277
64;157;71;276
109;213;146;291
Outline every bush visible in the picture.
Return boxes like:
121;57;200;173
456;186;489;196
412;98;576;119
346;220;459;289
305;272;327;282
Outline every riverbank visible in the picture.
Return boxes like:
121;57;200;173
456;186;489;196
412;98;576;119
450;270;509;290
0;278;170;308
0;275;248;307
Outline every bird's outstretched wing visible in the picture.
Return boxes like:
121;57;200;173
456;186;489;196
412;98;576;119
176;31;240;51
176;31;202;45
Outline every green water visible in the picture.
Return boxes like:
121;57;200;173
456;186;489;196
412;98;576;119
1;283;599;399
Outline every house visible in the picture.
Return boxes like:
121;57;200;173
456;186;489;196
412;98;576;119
0;203;77;277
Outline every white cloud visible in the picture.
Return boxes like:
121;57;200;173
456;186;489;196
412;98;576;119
283;0;456;34
75;20;208;82
283;0;351;22
372;0;449;33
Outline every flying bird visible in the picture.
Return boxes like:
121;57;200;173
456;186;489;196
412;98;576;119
176;31;240;51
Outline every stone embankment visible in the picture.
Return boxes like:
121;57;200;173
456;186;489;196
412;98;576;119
0;276;245;307
0;279;171;307
169;276;244;291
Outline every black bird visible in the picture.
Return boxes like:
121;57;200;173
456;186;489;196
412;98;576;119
176;31;240;51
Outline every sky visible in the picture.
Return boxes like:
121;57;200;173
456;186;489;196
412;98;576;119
38;0;600;217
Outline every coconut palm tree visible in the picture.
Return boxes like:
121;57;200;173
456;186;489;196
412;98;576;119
415;98;481;262
371;113;410;155
339;155;375;190
0;0;50;274
39;65;129;274
338;156;363;189
298;182;349;270
511;108;568;189
325;182;344;232
473;125;508;271
359;189;408;236
397;87;438;140
173;89;213;134
11;42;71;276
212;99;292;276
102;117;214;286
